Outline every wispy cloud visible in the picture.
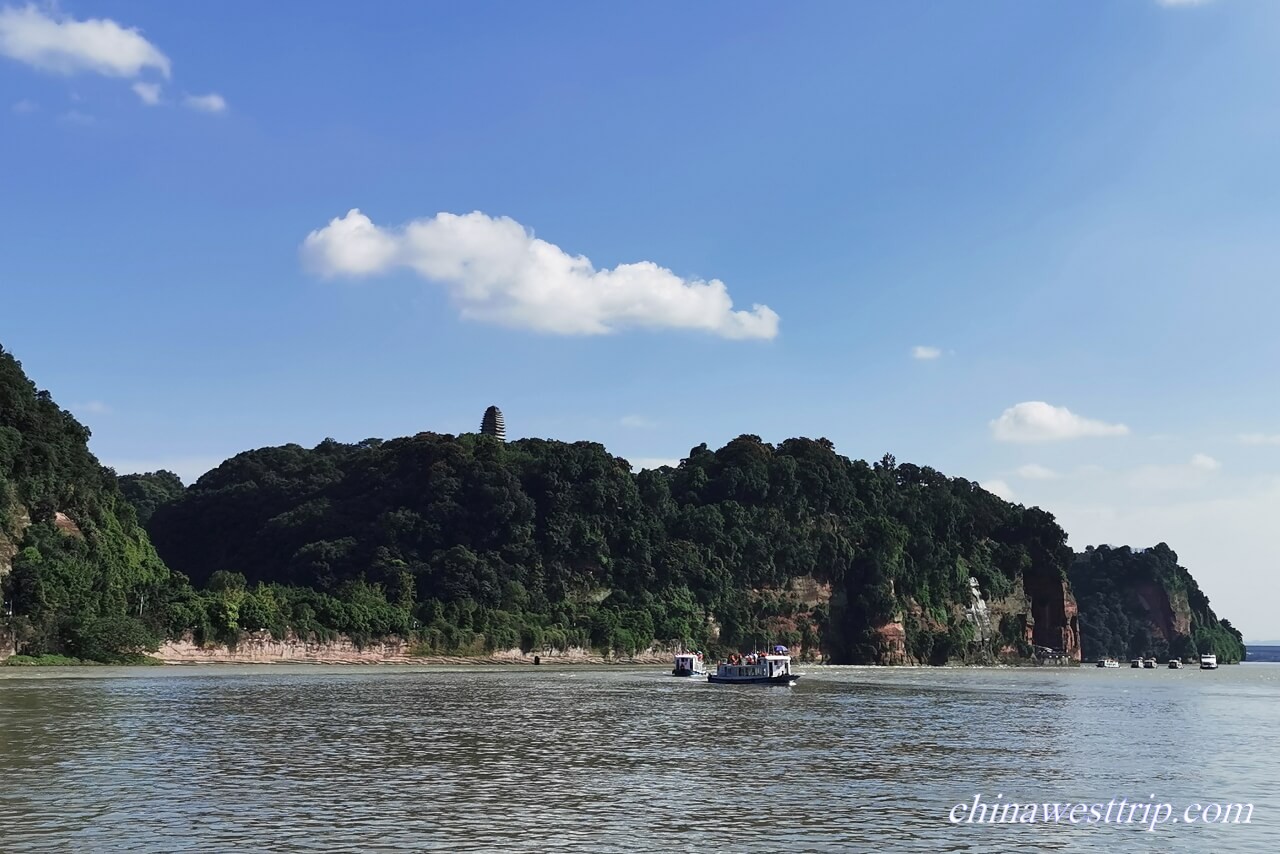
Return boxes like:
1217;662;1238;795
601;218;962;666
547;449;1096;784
72;400;111;415
981;479;1017;502
58;109;94;125
990;401;1129;442
10;97;36;113
132;81;161;105
1015;463;1059;480
0;5;170;78
301;209;780;339
183;92;226;113
1190;453;1221;472
1125;455;1223;490
1239;433;1280;446
911;345;941;360
619;415;658;429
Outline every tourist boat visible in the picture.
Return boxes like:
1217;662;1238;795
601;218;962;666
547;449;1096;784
672;652;707;677
1096;658;1120;668
1168;659;1183;669
708;648;799;685
1143;658;1157;669
1130;659;1142;668
1200;653;1218;670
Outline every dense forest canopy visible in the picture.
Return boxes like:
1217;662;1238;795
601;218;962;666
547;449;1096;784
1070;544;1245;663
0;340;1247;665
117;471;185;527
144;431;1075;663
0;345;178;661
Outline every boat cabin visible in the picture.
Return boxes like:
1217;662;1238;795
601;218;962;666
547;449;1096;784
709;653;799;684
672;653;705;676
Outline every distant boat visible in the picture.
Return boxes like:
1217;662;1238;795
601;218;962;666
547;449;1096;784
1097;658;1120;668
672;652;706;677
708;648;798;685
1143;658;1157;669
1168;659;1183;669
1200;653;1219;670
1131;659;1143;668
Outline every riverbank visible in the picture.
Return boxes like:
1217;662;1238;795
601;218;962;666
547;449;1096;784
143;632;680;665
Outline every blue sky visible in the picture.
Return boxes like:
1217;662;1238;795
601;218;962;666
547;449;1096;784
4;0;1280;638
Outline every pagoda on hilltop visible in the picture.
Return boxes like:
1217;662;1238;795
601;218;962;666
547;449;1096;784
480;405;506;442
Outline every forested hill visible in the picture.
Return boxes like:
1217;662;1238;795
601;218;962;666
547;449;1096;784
0;344;180;661
145;431;1083;664
1;340;1244;665
1070;545;1246;663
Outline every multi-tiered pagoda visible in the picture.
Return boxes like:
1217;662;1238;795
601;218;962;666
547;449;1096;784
480;405;506;441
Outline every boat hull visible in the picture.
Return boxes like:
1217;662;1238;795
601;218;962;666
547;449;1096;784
672;668;707;677
707;673;799;685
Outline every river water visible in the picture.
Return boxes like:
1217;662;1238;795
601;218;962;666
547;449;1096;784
0;663;1276;852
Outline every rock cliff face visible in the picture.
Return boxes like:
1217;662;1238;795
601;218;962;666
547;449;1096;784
1023;569;1082;659
805;568;1080;666
149;633;680;665
0;497;30;579
892;569;1081;665
1132;581;1191;643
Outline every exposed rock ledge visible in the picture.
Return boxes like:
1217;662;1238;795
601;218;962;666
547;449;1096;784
149;632;679;665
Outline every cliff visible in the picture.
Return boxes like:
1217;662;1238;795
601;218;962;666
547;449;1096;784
150;632;680;665
1069;544;1245;663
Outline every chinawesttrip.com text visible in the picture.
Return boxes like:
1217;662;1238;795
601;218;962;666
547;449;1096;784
948;794;1254;832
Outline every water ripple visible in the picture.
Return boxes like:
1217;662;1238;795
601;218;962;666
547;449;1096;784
0;664;1276;852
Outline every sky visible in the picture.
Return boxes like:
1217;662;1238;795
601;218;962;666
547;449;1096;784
3;0;1279;639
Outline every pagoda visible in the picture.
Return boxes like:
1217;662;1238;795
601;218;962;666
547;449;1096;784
480;405;506;442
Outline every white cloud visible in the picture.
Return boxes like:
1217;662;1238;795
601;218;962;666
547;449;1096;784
911;345;941;360
0;5;170;78
58;109;93;125
628;457;682;471
619;415;657;429
72;400;111;415
1190;453;1221;472
183;92;226;113
1016;463;1058;480
1239;433;1280;446
981;479;1017;502
132;81;161;105
990;401;1130;443
301;209;780;339
11;97;36;112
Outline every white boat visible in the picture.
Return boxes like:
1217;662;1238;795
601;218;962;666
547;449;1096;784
1200;653;1218;670
708;650;799;685
1097;658;1120;668
672;652;707;677
1143;658;1157;669
1130;659;1143;668
1168;659;1183;669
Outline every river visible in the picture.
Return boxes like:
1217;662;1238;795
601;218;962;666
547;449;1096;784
0;663;1276;852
